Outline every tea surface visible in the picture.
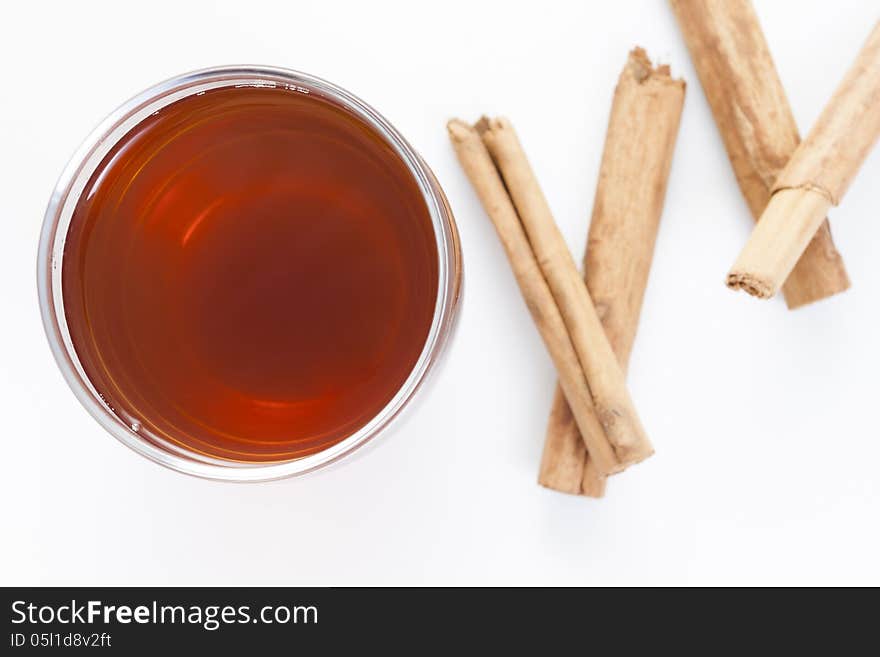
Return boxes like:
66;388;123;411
63;85;438;461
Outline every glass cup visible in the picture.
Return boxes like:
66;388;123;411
37;66;462;481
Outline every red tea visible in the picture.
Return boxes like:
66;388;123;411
62;85;439;462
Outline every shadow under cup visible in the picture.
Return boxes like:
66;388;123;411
37;67;461;481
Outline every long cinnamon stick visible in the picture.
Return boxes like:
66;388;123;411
671;0;850;308
478;117;654;470
446;120;621;477
727;19;880;300
539;48;684;497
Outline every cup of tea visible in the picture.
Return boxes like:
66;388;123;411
38;66;462;481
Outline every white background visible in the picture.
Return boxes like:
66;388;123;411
2;0;879;586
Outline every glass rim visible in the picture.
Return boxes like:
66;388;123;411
36;65;462;482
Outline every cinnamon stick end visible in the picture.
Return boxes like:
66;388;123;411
580;479;607;499
627;47;654;82
473;116;491;136
616;443;655;469
626;46;686;90
475;116;514;144
580;459;607;498
446;118;475;143
726;271;774;299
783;270;851;309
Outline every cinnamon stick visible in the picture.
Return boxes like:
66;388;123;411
478;117;654;470
539;48;684;497
671;0;849;308
727;19;880;300
446;119;621;477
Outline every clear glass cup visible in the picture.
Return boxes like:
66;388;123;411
37;66;462;481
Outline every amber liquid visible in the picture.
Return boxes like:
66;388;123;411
62;86;438;461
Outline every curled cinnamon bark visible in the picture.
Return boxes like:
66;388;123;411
539;48;684;497
727;19;880;300
671;0;850;308
478;116;654;472
447;119;622;477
